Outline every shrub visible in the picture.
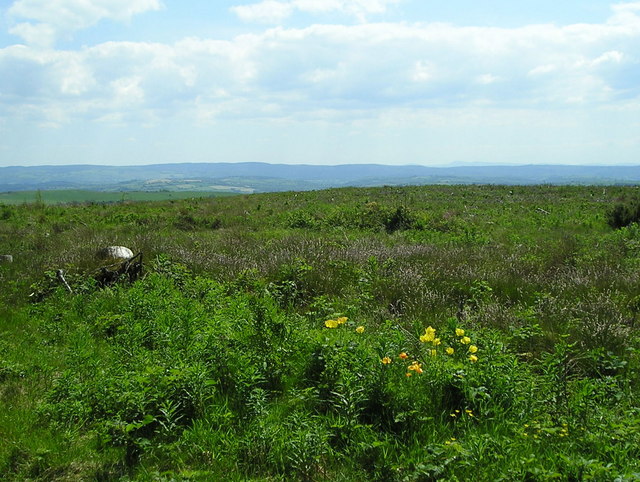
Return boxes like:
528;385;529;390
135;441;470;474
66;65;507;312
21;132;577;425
285;210;318;229
383;205;418;233
606;200;640;229
0;205;14;220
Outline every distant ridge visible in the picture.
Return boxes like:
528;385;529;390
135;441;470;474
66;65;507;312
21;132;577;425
1;163;640;193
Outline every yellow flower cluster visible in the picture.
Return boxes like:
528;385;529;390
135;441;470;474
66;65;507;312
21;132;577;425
407;361;423;375
522;421;569;439
418;324;479;362
325;319;338;328
382;324;481;378
324;317;365;334
420;326;437;343
324;316;348;328
449;409;474;418
381;352;425;377
420;325;443;357
456;328;478;362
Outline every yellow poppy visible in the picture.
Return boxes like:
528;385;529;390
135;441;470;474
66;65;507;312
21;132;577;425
420;326;436;343
325;319;338;328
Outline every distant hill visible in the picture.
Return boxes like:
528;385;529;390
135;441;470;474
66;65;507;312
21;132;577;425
1;163;640;193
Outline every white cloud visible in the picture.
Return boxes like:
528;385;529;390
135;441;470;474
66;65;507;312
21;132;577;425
111;76;145;104
7;0;162;46
231;0;401;23
58;57;94;95
593;50;624;65
8;22;58;48
476;74;500;85
232;1;294;24
528;64;556;76
301;66;341;83
610;1;640;25
411;60;434;83
1;2;639;128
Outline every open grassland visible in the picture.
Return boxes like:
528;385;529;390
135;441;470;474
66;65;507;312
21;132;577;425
0;190;235;205
1;184;640;480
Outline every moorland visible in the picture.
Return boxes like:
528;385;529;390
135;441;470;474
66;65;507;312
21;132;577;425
1;184;640;480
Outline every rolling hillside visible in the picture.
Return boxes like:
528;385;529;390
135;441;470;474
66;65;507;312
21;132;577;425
2;162;640;193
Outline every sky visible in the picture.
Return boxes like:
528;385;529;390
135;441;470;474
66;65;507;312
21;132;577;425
0;0;639;167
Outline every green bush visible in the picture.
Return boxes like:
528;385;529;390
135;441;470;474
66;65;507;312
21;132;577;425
606;200;640;229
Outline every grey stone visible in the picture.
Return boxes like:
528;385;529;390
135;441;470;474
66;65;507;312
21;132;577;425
97;246;134;261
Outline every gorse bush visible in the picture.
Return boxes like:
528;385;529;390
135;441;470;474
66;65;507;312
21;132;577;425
2;185;640;480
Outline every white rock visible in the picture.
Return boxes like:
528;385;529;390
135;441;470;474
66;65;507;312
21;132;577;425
0;254;13;263
97;246;134;261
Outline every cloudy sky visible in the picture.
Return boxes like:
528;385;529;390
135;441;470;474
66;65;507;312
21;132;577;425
0;0;639;167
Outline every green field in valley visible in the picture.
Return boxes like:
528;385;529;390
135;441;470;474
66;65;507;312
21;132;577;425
1;184;640;480
0;190;236;205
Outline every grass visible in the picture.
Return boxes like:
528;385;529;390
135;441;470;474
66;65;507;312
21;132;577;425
0;190;235;205
1;184;640;480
